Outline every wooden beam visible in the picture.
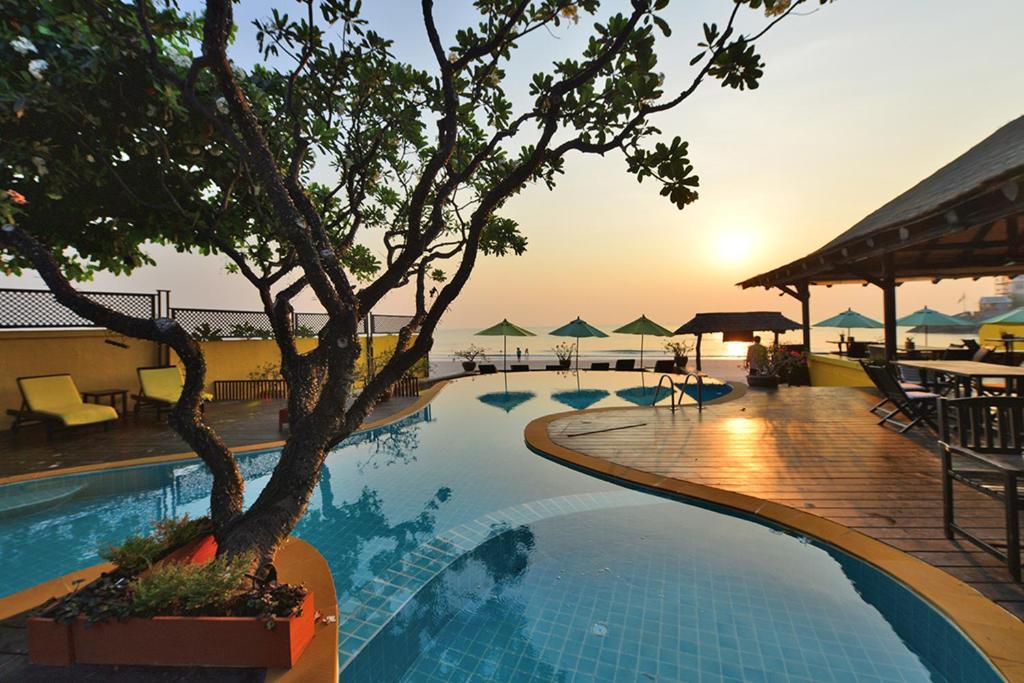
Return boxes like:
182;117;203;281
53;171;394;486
797;281;811;352
882;254;897;361
776;285;803;301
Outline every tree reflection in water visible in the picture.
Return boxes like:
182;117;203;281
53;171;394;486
345;523;568;682
308;465;452;602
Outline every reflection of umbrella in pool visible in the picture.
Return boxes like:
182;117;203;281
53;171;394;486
896;306;970;346
550;388;610;410
550;317;608;371
678;381;733;403
476;390;536;413
615;386;673;406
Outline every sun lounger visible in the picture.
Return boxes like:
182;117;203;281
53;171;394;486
510;364;529;372
614;359;635;371
8;374;118;437
861;362;938;433
859;360;926;415
589;362;610;371
133;366;212;417
653;360;676;373
545;364;563;371
478;364;498;374
938;396;1024;581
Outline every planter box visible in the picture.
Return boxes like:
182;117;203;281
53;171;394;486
29;592;314;669
747;374;780;389
27;534;314;669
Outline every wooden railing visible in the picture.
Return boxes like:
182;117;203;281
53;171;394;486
213;379;288;401
392;375;420;398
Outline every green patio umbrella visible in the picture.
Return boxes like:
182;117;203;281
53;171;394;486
981;306;1024;325
896;306;970;346
613;315;674;370
550;317;609;371
814;308;883;338
475;318;535;372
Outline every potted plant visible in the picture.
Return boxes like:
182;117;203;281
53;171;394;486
28;516;314;669
553;342;575;368
664;340;694;371
905;336;916;351
452;344;488;372
746;342;781;389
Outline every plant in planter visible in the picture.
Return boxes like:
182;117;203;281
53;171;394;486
553;342;575;368
905;335;916;351
664;340;694;371
29;516;313;669
192;323;224;342
452;344;488;371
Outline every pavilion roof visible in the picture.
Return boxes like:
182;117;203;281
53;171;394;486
675;311;801;335
739;115;1024;290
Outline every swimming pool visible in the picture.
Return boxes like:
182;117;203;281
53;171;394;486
0;372;1001;682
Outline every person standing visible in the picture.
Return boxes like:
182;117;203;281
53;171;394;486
516;347;522;361
745;336;769;374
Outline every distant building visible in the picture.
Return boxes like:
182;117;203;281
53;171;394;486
1005;276;1024;307
979;295;1012;315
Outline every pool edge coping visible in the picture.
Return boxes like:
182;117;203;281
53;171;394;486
0;379;450;487
523;406;1024;683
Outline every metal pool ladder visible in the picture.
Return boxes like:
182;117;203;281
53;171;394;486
654;372;704;412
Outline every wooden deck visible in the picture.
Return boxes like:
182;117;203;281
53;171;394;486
535;386;1024;621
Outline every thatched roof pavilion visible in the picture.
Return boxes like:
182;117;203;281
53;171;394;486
675;311;801;370
738;115;1024;359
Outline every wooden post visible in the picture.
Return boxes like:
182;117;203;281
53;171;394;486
882;257;897;361
797;281;811;352
695;333;703;372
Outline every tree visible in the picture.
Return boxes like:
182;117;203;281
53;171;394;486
1;0;830;563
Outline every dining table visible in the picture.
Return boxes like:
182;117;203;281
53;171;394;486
895;359;1024;397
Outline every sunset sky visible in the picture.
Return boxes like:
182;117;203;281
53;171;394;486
5;0;1024;329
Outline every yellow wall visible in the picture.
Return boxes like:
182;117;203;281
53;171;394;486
807;353;873;387
977;323;1024;351
0;330;161;430
1;331;426;431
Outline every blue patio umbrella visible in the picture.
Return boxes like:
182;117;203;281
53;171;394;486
476;390;536;413
814;308;883;338
550;317;608;371
678;380;733;404
896;306;970;346
550;388;610;411
981;306;1024;325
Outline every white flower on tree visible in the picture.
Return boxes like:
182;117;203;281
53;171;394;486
10;37;36;55
27;59;48;81
215;97;229;114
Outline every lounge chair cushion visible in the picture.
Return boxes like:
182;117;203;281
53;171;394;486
905;391;940;400
139;367;213;404
899;382;925;391
18;375;118;426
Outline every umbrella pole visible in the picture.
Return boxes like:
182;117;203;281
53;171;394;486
575;336;580;372
640;334;644;370
503;335;507;373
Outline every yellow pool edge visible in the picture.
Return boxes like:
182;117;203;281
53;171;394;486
523;408;1024;683
0;380;449;487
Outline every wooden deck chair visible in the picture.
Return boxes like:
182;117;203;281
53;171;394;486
938;396;1024;581
653;359;676;373
859;360;926;415
478;364;498;374
8;374;117;437
589;362;610;371
614;359;636;371
861;362;938;433
133;366;212;417
509;364;529;372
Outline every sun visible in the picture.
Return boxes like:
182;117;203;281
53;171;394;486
712;229;754;265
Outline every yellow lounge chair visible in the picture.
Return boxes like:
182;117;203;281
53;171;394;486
133;366;213;417
8;374;118;437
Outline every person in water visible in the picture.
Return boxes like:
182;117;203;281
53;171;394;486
745;335;769;374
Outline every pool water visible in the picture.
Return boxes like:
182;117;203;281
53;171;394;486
0;372;1000;682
